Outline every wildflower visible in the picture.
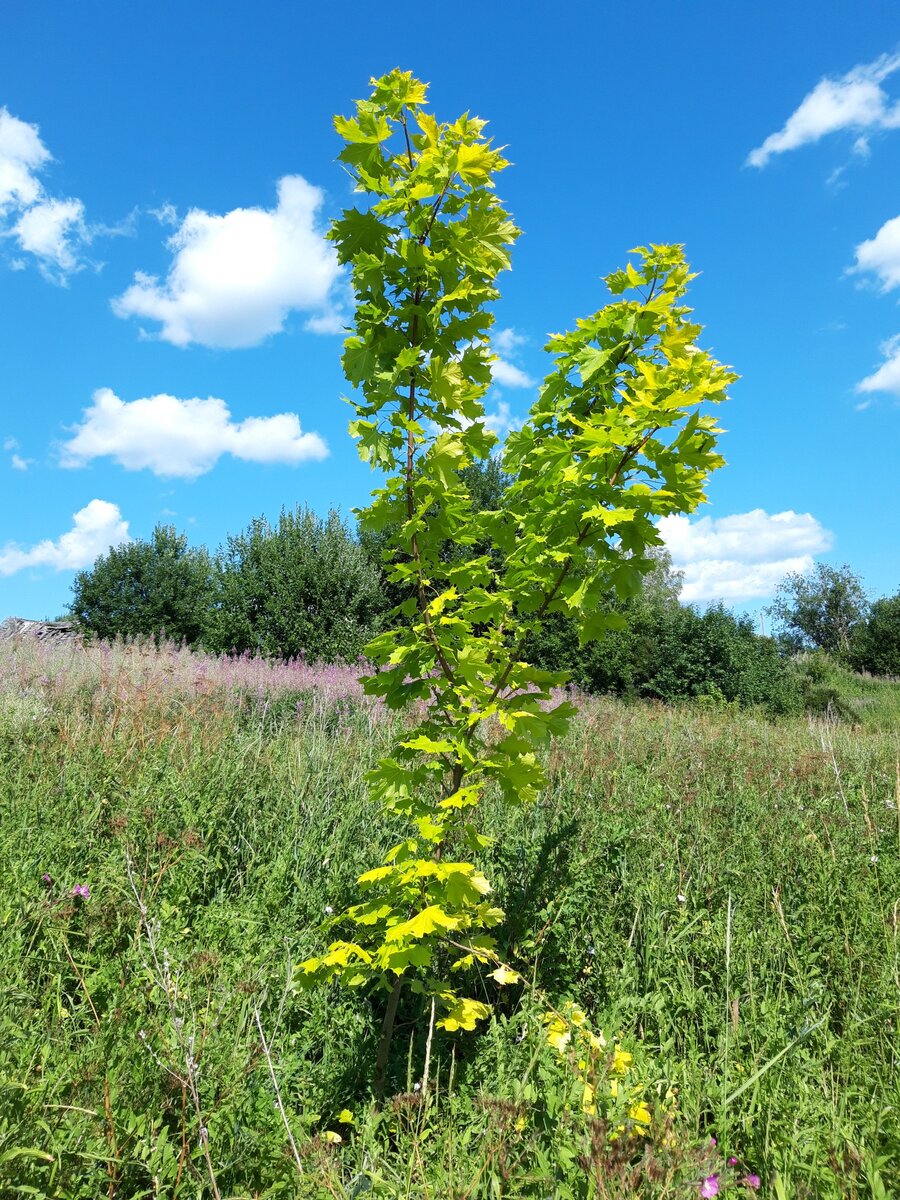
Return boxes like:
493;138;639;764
41;873;52;886
700;1175;719;1198
72;883;90;900
677;893;687;904
568;1004;588;1027
544;1012;571;1051
611;1046;633;1074
744;1175;760;1191
324;905;334;915
728;1156;738;1166
869;855;879;865
628;1100;651;1128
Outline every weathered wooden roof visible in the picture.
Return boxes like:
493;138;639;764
0;617;81;643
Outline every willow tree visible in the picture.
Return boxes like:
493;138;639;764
299;70;735;1086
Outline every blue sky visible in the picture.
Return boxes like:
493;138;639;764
1;0;898;621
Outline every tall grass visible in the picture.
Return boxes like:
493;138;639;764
0;637;898;1197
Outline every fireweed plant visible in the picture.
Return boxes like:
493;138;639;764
298;70;736;1081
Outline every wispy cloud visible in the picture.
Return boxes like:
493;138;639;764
660;509;833;602
60;388;329;479
0;499;129;576
747;52;900;168
3;436;31;471
490;327;536;390
112;176;342;348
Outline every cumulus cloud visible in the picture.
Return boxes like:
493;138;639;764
0;106;89;281
60;387;329;479
112;176;341;348
856;333;900;397
0;499;129;576
659;508;833;602
852;212;900;292
12;197;87;275
747;52;900;168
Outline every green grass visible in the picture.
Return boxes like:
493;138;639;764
791;652;900;732
1;640;898;1197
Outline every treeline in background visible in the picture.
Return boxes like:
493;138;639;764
66;463;899;723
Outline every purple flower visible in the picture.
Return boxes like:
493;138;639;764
728;1157;738;1166
744;1175;760;1191
41;873;52;886
700;1176;720;1199
72;883;90;900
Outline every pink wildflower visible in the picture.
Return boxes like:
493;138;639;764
744;1175;761;1191
72;883;90;900
700;1176;720;1198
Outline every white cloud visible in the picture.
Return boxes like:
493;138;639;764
3;436;30;470
0;107;89;281
490;327;536;389
484;400;522;437
12;197;87;276
0;499;129;576
856;333;900;396
852;213;900;292
112;176;341;348
747;52;900;167
60;387;329;479
491;358;535;388
659;508;833;602
494;327;526;356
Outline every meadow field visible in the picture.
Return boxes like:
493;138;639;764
1;636;898;1198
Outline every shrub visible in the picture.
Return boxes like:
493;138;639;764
68;524;215;645
207;506;385;662
849;592;900;677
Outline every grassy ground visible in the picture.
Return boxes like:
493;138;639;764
0;638;898;1198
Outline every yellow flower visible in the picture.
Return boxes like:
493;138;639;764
323;1130;342;1144
569;1004;588;1027
545;1013;571;1052
611;1046;632;1075
582;1082;597;1116
628;1100;651;1128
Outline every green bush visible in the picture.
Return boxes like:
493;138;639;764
68;524;215;645
206;505;386;662
850;593;900;677
529;600;802;716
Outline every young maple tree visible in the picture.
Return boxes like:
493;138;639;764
298;70;735;1083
